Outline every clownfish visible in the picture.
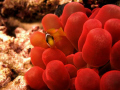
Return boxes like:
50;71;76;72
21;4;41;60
45;27;66;48
45;33;55;48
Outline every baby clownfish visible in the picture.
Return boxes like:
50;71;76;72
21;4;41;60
45;27;66;48
45;33;55;48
